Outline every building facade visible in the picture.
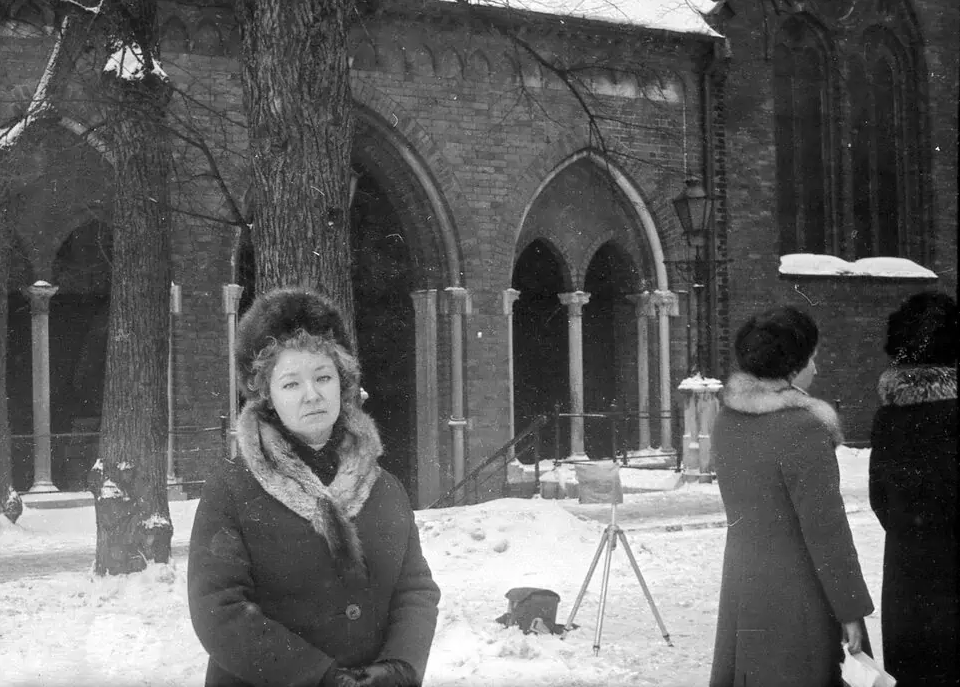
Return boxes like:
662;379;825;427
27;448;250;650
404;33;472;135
2;0;956;506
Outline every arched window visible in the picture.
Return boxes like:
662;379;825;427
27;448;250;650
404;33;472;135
849;27;923;258
774;18;834;255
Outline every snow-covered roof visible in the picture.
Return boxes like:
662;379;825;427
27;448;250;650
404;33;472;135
438;0;722;37
779;254;939;280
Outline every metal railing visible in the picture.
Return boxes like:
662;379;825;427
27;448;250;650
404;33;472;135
426;413;550;509
427;403;679;510
10;422;229;494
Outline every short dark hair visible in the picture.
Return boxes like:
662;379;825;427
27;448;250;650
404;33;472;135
885;290;958;366
734;306;819;380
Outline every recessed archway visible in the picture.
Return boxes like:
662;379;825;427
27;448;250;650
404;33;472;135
511;239;570;462
583;241;641;458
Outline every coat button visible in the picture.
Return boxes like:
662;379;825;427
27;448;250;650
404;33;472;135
345;603;362;620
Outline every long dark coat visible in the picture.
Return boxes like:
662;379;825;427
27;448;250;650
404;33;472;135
869;365;958;687
709;373;874;687
188;400;441;687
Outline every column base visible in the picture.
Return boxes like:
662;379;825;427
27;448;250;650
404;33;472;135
167;482;188;501
27;480;59;493
565;452;590;462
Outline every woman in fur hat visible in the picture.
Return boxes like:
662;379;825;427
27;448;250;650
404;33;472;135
188;287;440;687
709;306;874;687
869;291;958;687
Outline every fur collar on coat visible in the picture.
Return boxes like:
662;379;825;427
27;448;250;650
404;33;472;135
722;371;844;447
236;399;383;581
877;365;958;407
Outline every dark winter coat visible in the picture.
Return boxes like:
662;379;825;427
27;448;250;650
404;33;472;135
709;373;874;687
869;365;958;687
188;400;441;687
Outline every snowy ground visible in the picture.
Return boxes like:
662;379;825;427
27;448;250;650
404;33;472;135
0;449;885;687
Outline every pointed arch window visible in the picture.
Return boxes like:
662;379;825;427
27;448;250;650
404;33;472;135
773;19;834;255
849;27;923;259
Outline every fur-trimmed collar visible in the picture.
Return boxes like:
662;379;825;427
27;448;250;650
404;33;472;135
722;371;844;446
878;365;958;407
236;399;382;583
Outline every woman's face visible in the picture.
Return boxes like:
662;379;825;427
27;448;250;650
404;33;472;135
268;348;341;445
792;347;818;390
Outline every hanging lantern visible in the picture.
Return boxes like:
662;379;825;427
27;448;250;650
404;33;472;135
672;177;715;248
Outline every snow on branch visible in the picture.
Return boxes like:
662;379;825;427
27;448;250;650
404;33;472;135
58;0;104;14
0;16;68;149
104;41;169;82
779;254;938;280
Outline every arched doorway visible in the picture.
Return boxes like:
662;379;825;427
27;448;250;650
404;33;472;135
583;242;640;458
49;221;112;489
511;239;570;462
350;171;416;492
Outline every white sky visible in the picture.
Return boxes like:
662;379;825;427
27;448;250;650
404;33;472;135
0;447;888;686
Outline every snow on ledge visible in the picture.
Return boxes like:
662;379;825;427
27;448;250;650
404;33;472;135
678;374;723;391
779;254;938;280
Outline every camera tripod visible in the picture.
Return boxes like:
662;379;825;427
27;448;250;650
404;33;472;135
564;498;673;655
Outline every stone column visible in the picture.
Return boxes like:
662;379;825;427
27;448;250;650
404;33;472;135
627;292;656;450
24;281;59;493
558;291;590;460
444;287;469;486
502;288;520;444
223;284;243;459
411;289;440;509
652;290;679;451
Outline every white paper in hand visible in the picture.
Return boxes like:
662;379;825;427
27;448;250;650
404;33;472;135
841;645;897;687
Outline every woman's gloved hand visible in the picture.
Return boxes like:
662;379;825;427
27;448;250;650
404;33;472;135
355;659;419;687
321;666;366;687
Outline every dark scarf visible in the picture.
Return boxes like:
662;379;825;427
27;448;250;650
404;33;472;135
258;405;345;485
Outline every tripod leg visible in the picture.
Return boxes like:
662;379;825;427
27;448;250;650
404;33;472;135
592;527;617;655
616;529;672;646
564;527;609;630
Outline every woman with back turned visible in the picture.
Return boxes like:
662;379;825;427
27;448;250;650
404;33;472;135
870;291;958;687
709;306;873;687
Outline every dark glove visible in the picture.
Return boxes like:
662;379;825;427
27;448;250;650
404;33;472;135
321;666;366;687
355;659;419;687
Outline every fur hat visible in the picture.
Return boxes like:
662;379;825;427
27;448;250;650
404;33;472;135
884;290;958;366
236;287;352;399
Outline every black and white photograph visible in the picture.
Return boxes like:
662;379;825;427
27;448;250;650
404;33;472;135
0;0;956;685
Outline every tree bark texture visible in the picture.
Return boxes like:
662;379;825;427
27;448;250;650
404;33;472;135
236;0;357;339
0;206;21;525
89;1;174;575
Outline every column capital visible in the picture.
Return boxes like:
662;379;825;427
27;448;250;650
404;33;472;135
558;290;590;314
222;283;244;315
410;288;438;314
23;281;59;314
627;291;657;318
443;286;471;315
650;289;680;317
502;288;520;316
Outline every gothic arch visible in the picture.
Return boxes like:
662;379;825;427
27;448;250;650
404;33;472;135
515;149;668;290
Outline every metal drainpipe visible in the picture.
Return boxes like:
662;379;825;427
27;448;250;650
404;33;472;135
702;42;721;376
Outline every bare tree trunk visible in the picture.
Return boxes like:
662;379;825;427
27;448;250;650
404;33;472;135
235;0;357;335
0;205;21;526
88;0;174;575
